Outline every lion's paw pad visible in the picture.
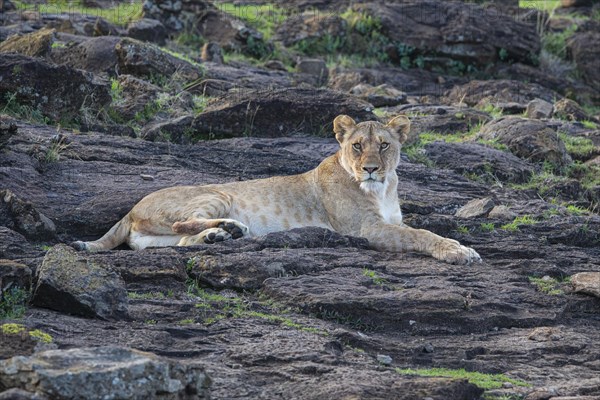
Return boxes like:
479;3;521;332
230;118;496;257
203;228;232;244
217;220;249;239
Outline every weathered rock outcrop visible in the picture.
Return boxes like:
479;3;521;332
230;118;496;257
354;1;540;66
33;245;129;320
478;117;572;167
0;54;110;122
423;142;535;183
161;87;377;140
0;347;210;399
444;79;560;108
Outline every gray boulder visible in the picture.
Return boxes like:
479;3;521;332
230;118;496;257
33;245;129;320
0;346;210;399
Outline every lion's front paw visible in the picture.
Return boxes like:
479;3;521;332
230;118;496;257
432;239;482;265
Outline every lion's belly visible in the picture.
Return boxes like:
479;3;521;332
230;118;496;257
229;205;332;236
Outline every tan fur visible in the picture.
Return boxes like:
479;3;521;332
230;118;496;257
72;115;481;264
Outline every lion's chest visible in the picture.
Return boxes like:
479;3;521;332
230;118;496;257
376;195;403;225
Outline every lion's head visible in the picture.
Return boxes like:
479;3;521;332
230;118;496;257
333;115;410;195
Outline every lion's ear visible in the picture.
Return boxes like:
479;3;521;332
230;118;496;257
387;115;410;144
333;115;356;144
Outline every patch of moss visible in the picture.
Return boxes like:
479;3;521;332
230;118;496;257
29;329;53;343
362;268;388;286
1;323;26;335
396;367;530;390
1;324;53;343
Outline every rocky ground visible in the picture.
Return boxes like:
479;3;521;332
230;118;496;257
1;0;600;399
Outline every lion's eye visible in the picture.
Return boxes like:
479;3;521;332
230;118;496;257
352;143;362;151
380;142;390;150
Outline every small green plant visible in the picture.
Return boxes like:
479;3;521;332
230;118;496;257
178;318;195;325
565;204;588;216
456;225;469;234
480;222;495;232
498;48;509;62
396;367;530;390
0;287;29;320
192;95;210;114
529;276;570;295
145;319;158;325
582;120;598;130
127;291;167;300
363;268;387;286
500;215;537;232
45;136;70;163
481;103;504;119
1;92;50;125
541;24;578;60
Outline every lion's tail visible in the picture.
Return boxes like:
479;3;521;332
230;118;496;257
71;213;132;252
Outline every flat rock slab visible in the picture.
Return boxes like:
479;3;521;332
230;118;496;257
571;272;600;298
0;346;210;400
33;245;128;320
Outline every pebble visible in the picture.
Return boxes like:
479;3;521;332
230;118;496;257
376;354;393;365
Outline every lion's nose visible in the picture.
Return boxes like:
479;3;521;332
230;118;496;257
363;166;379;174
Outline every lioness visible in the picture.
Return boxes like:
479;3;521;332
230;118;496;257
72;115;481;264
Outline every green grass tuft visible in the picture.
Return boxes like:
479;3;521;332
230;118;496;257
396;367;530;390
529;276;570;295
14;0;143;26
480;222;495;232
500;215;537;232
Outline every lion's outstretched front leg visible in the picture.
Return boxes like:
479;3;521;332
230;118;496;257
361;222;482;265
174;218;249;246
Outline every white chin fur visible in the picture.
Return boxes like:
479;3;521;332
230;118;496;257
360;180;387;196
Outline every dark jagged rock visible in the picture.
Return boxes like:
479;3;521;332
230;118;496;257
423;142;535;184
444;79;560;108
49;36;121;75
567;30;600;92
0;53;110;123
115;38;202;81
190;87;376;138
329;66;465;100
354;1;540;66
0;259;32;294
478;117;572;167
0;190;56;241
126;18;167;45
33;245;129;320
